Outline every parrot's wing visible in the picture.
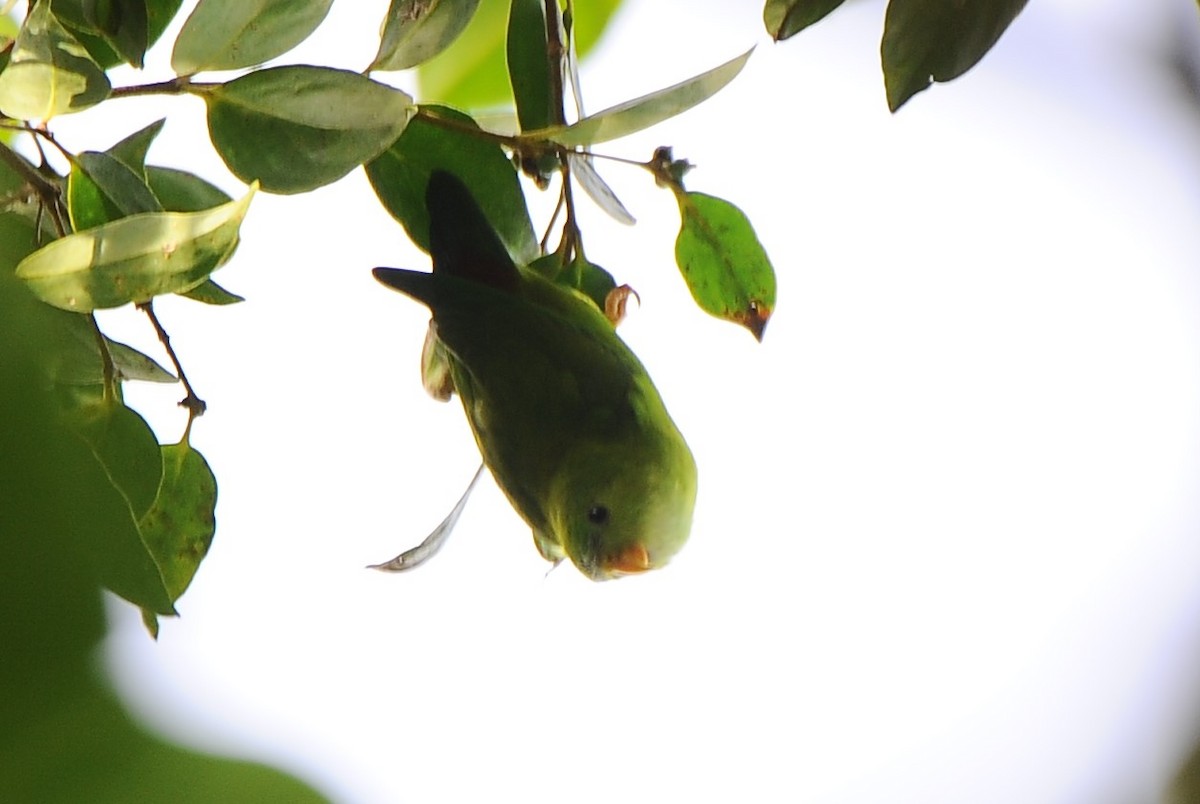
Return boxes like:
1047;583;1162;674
427;170;520;292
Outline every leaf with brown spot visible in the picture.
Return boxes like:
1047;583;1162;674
138;441;217;632
673;190;776;341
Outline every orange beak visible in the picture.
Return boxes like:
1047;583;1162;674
604;543;651;575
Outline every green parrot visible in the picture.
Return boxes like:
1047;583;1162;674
373;171;697;580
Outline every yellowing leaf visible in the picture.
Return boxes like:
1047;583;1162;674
15;184;257;312
0;2;110;120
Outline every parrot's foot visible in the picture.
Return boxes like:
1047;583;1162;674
367;464;484;573
604;284;640;327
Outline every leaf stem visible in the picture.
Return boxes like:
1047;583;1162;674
89;314;117;402
137;300;207;423
109;76;211;100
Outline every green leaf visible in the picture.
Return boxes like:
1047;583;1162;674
674;191;775;341
52;0;183;70
53;314;177;384
146;165;232;212
16;184;257;312
108;118;167;175
203;66;414;194
67;151;163;232
370;0;482;72
533;48;753;147
507;0;556;132
171;0;334;74
89;0;149;68
179;278;243;305
67;396;163;519
61;399;175;614
138;441;216;605
763;0;848;41
365;105;537;262
0;1;110;120
416;0;622;110
882;0;1029;112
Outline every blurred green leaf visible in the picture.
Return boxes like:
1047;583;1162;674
508;0;556;132
54;314;177;384
365;105;537;262
146;165;232;212
67;151;163;232
0;309;325;799
882;0;1028;112
674;190;775;341
763;0;847;41
16;184;256;312
370;0;482;72
63;394;175;614
180;277;243;304
416;0;622;110
171;0;333;74
0;1;111;120
534;48;752;147
568;252;616;313
108;118;167;175
68;395;163;519
139;441;216;616
204;66;414;194
52;0;183;70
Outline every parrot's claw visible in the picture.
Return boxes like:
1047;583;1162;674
604;284;639;327
368;464;484;573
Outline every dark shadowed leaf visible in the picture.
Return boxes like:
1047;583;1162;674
16;185;256;312
108;118;167;175
0;2;110;119
371;0;482;72
67;395;163;519
674;191;775;341
53;0;183;70
533;48;752;147
88;0;149;68
63;393;175;614
67;151;163;232
171;0;333;74
416;0;622;110
146;166;232;212
204;66;413;194
763;0;848;41
508;0;556;132
365;106;536;262
882;0;1029;112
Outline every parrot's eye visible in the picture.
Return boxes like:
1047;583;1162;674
586;505;610;525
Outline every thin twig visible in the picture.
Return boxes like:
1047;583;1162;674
138;300;207;421
109;76;205;100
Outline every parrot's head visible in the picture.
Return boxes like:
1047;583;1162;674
548;436;697;581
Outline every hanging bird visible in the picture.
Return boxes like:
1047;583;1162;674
373;171;696;580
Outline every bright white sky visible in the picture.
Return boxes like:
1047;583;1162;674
46;0;1200;801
